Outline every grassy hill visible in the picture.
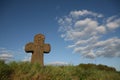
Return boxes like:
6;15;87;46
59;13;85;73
0;60;120;80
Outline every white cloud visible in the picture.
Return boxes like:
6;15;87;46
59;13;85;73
94;37;120;57
0;47;31;62
85;50;96;59
96;26;106;34
106;16;120;30
47;61;68;66
58;10;120;59
70;10;103;18
106;20;120;30
0;48;13;61
0;54;13;60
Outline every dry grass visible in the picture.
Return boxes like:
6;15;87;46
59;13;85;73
0;60;120;80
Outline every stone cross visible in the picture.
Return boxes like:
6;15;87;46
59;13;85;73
25;34;51;66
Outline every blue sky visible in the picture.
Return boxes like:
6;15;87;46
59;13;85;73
0;0;120;70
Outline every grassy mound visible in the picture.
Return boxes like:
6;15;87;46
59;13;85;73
0;60;120;80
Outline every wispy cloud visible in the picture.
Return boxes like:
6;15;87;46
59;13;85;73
58;10;120;59
22;54;31;62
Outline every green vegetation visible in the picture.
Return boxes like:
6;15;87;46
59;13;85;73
0;60;120;80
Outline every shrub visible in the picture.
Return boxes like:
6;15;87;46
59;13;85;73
97;64;116;72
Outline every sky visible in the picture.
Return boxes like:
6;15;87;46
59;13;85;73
0;0;120;70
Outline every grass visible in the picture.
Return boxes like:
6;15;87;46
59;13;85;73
0;60;120;80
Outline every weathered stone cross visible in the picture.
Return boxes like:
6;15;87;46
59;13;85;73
25;34;51;66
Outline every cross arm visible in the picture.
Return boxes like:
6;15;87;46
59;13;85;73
44;44;51;53
25;42;34;53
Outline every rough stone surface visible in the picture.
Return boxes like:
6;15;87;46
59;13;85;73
25;34;51;66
